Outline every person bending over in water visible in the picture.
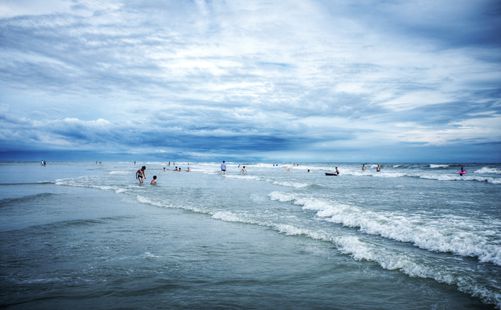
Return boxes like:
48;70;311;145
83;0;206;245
150;175;157;185
136;166;146;184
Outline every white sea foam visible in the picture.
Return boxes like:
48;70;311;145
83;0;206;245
271;180;309;189
224;175;260;181
339;168;501;185
109;170;130;175
212;211;245;222
429;164;449;169
268;191;501;266
135;195;208;215
474;167;501;174
418;174;501;184
132;191;499;307
266;222;499;307
143;252;160;259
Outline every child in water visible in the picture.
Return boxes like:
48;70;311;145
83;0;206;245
150;175;157;185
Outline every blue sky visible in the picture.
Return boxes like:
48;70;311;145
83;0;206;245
1;0;500;162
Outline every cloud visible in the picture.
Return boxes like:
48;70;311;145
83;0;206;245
0;0;500;161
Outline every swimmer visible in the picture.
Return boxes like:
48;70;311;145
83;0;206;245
150;175;157;185
240;165;247;175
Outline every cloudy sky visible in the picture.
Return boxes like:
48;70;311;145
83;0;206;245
1;0;500;162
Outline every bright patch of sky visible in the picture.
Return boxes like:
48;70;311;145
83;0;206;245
1;0;500;162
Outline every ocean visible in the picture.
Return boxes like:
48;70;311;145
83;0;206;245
0;161;499;309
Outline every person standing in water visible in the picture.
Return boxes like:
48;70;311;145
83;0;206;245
240;165;247;175
459;165;466;176
136;166;146;184
221;161;227;174
335;167;340;175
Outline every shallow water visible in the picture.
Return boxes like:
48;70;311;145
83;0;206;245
0;161;499;309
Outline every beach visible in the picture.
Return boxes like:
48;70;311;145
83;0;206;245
0;161;499;309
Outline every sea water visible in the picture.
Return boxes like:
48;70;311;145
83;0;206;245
0;161;499;309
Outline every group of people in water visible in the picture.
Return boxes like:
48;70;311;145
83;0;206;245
361;163;381;172
134;161;470;185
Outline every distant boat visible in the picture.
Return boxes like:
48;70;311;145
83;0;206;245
325;172;338;176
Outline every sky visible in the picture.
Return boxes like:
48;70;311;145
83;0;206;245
1;0;500;162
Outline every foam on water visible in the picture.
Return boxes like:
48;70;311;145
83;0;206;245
339;167;501;185
109;171;130;175
224;175;260;181
163;202;500;307
430;164;450;169
269;180;309;189
268;191;501;266
474;167;501;174
48;162;500;308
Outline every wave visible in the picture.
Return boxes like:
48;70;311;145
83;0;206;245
0;181;54;186
0;193;56;206
416;174;501;184
474;167;501;174
269;180;309;189
340;168;501;184
56;178;129;193
134;195;499;307
268;191;501;266
109;170;130;175
429;164;450;169
224;175;260;181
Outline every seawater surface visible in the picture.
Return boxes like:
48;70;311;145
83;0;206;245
0;161;500;309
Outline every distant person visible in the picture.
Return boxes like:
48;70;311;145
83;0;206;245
136;166;146;184
240;165;247;175
459;165;466;176
163;167;166;172
335;167;340;175
307;169;310;173
221;161;227;174
362;163;366;171
186;167;191;172
376;164;381;172
150;175;157;185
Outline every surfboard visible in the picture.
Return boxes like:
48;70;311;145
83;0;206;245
325;172;338;176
